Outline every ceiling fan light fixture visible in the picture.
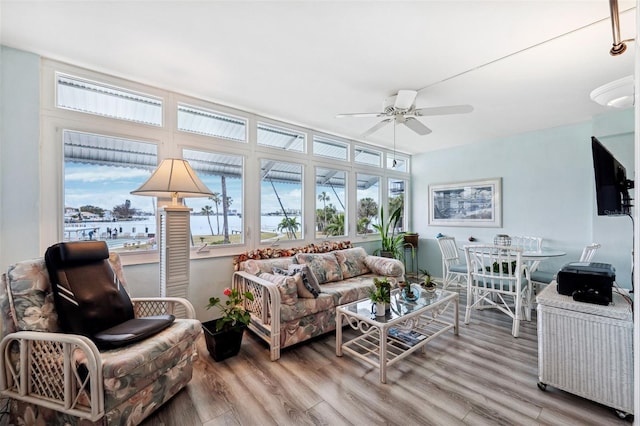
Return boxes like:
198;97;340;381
590;75;634;108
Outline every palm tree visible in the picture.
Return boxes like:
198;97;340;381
201;205;214;235
357;197;378;233
209;193;221;235
325;213;345;236
277;216;299;239
221;176;230;244
318;191;330;234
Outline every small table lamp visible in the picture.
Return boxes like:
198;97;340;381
131;158;213;303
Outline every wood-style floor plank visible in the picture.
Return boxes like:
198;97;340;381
141;294;632;426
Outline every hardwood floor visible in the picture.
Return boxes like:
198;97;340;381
141;298;632;426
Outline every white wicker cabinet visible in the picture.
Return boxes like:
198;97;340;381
536;282;634;417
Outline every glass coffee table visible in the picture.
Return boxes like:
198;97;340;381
336;285;458;383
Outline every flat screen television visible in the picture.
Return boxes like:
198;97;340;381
591;136;634;216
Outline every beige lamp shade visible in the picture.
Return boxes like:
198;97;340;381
131;158;213;205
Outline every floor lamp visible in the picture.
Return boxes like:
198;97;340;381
131;159;213;305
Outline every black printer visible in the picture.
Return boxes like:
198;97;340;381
556;262;615;304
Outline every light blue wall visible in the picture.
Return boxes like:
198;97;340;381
411;112;634;289
0;46;41;268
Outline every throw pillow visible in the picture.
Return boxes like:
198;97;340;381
294;253;343;284
287;264;321;294
333;247;371;279
257;272;298;306
272;267;318;298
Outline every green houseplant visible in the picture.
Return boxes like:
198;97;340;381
369;277;392;317
420;268;436;292
203;287;254;361
372;205;404;259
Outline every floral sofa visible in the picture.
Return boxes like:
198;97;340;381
0;252;202;426
232;241;404;360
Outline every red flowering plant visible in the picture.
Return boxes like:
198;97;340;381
206;287;255;332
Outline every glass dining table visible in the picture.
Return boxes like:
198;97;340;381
461;245;566;320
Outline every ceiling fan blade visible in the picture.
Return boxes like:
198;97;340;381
403;117;432;135
361;118;392;138
394;90;417;110
336;112;385;118
413;104;474;116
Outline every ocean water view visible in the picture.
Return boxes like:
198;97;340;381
64;214;301;248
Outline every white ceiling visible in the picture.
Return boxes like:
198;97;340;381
1;1;636;155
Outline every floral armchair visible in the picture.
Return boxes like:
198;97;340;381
0;252;202;425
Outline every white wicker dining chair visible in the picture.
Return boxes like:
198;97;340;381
464;245;531;337
530;242;601;291
436;236;468;291
510;236;542;251
579;243;602;262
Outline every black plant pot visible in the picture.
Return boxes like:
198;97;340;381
202;319;246;362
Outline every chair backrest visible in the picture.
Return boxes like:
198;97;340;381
45;241;135;337
511;236;542;251
0;250;129;338
45;241;174;349
437;237;461;265
580;243;601;262
464;245;524;293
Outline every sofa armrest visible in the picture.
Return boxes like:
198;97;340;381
364;255;405;278
131;297;196;319
232;271;281;325
232;271;282;361
0;331;104;421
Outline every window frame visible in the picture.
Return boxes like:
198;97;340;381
41;59;411;263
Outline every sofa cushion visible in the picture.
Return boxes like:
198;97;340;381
279;293;335;322
364;255;404;277
294;252;343;284
321;274;393;306
272;267;318;298
240;258;296;276
333;247;371;279
256;272;298;306
287;264;321;293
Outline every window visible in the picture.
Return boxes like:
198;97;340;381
178;104;247;142
63;130;158;252
313;136;349;161
56;74;162;126
183;149;244;246
387;153;408;172
47;62;412;261
356;173;380;235
354;146;382;167
389;178;407;231
260;159;303;242
316;168;347;238
257;122;305;152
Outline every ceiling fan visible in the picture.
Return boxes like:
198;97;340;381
336;89;473;137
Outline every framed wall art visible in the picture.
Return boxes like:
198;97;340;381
428;178;502;227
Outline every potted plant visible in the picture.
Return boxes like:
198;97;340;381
372;205;404;259
369;277;391;317
203;287;254;361
419;268;437;293
402;232;419;248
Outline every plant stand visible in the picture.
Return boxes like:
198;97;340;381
403;238;419;284
202;319;246;362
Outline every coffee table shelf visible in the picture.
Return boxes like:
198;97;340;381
336;286;458;383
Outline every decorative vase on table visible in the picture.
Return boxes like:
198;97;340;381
375;302;386;317
202;319;246;362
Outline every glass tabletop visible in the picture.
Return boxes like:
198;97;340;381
342;284;454;323
462;245;566;259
